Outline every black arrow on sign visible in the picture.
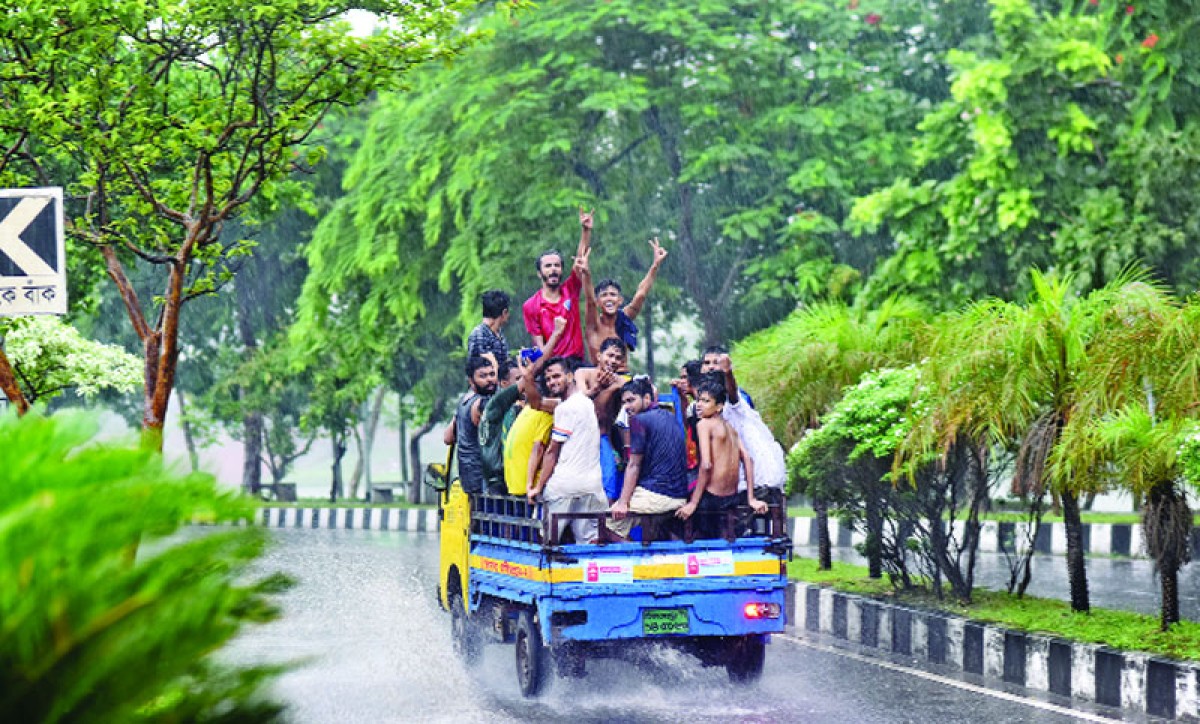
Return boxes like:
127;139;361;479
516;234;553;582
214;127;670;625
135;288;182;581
0;196;55;276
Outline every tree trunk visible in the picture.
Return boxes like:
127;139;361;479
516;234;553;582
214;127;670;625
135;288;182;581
233;272;262;494
143;246;191;446
348;426;365;500
176;389;200;472
361;386;386;492
408;419;434;505
864;492;883;579
644;106;723;343
330;432;347;502
1144;482;1191;631
399;404;409;485
0;342;30;416
407;396;445;504
1161;564;1180;630
242;412;264;495
1060;489;1091;613
814;496;832;571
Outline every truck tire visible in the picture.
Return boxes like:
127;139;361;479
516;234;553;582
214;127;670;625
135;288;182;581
515;609;548;697
449;592;481;666
725;635;765;683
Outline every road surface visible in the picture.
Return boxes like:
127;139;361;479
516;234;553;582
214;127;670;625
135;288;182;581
224;530;1100;723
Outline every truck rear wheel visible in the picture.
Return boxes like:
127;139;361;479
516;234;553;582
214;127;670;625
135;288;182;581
449;592;481;666
515;610;548;697
725;635;765;683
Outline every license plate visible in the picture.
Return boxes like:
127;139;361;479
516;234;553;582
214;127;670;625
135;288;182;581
642;608;689;635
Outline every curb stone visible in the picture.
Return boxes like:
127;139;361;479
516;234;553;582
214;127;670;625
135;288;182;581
787;581;1199;720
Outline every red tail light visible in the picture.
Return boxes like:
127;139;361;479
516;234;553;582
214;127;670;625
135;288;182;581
743;602;781;619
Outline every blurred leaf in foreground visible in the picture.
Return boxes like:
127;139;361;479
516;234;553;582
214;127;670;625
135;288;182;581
0;411;289;723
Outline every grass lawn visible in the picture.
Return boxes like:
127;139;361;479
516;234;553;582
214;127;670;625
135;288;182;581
788;559;1200;661
786;508;1148;526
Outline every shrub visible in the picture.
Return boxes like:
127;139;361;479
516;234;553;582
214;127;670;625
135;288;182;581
0;411;288;723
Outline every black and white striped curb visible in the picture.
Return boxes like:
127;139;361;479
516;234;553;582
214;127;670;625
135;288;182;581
790;518;1167;559
788;581;1199;719
252;509;1161;558
254;506;441;532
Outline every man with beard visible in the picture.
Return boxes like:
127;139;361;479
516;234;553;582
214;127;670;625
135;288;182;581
522;208;593;362
580;237;668;362
526;357;608;544
443;356;498;495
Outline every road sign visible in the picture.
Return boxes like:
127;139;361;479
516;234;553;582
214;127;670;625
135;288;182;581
0;187;66;316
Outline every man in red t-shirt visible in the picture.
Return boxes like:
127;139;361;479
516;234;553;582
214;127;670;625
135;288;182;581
522;208;592;361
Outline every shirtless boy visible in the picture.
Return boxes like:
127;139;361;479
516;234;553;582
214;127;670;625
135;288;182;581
676;379;767;538
576;237;667;362
574;336;631;501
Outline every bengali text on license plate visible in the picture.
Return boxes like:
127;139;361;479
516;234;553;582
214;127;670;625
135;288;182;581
642;608;689;635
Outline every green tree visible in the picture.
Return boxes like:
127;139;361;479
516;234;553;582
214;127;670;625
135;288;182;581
0;411;288;722
1060;405;1191;629
904;271;1177;612
1;317;140;405
853;0;1200;308
736;297;925;569
308;0;962;357
0;0;472;445
788;366;920;580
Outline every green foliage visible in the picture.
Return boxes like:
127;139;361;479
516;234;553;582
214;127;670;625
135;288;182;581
1;317;140;403
0;0;476;432
736;298;926;446
305;0;965;354
788;366;920;497
854;0;1200;308
0;411;287;722
1177;423;1200;490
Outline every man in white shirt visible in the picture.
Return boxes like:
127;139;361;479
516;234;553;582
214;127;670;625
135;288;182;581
527;357;608;543
713;354;787;505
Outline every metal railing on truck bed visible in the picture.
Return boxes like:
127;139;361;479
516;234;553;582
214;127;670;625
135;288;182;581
467;493;790;549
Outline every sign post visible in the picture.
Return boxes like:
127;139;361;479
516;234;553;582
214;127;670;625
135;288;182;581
0;186;66;412
0;187;67;316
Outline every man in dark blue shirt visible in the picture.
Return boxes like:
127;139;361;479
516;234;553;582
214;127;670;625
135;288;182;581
609;377;688;539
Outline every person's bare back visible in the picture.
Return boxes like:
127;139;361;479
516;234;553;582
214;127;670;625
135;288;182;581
698;416;741;497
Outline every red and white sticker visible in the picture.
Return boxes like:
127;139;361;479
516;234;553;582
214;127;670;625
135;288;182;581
583;559;634;584
684;550;735;577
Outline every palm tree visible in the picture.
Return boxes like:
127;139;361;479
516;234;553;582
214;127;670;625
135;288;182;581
906;272;1168;612
1054;395;1191;629
737;296;925;569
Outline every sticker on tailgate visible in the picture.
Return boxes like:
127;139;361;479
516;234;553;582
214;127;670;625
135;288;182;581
684;550;735;577
584;559;634;584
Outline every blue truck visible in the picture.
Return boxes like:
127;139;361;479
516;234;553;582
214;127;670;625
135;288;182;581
430;470;790;697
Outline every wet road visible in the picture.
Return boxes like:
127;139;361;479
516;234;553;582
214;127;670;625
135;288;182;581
226;530;1093;723
799;544;1200;620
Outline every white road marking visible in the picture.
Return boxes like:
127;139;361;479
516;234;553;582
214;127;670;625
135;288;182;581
778;633;1115;722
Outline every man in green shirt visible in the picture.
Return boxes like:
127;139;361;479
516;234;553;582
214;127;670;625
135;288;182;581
479;358;522;494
